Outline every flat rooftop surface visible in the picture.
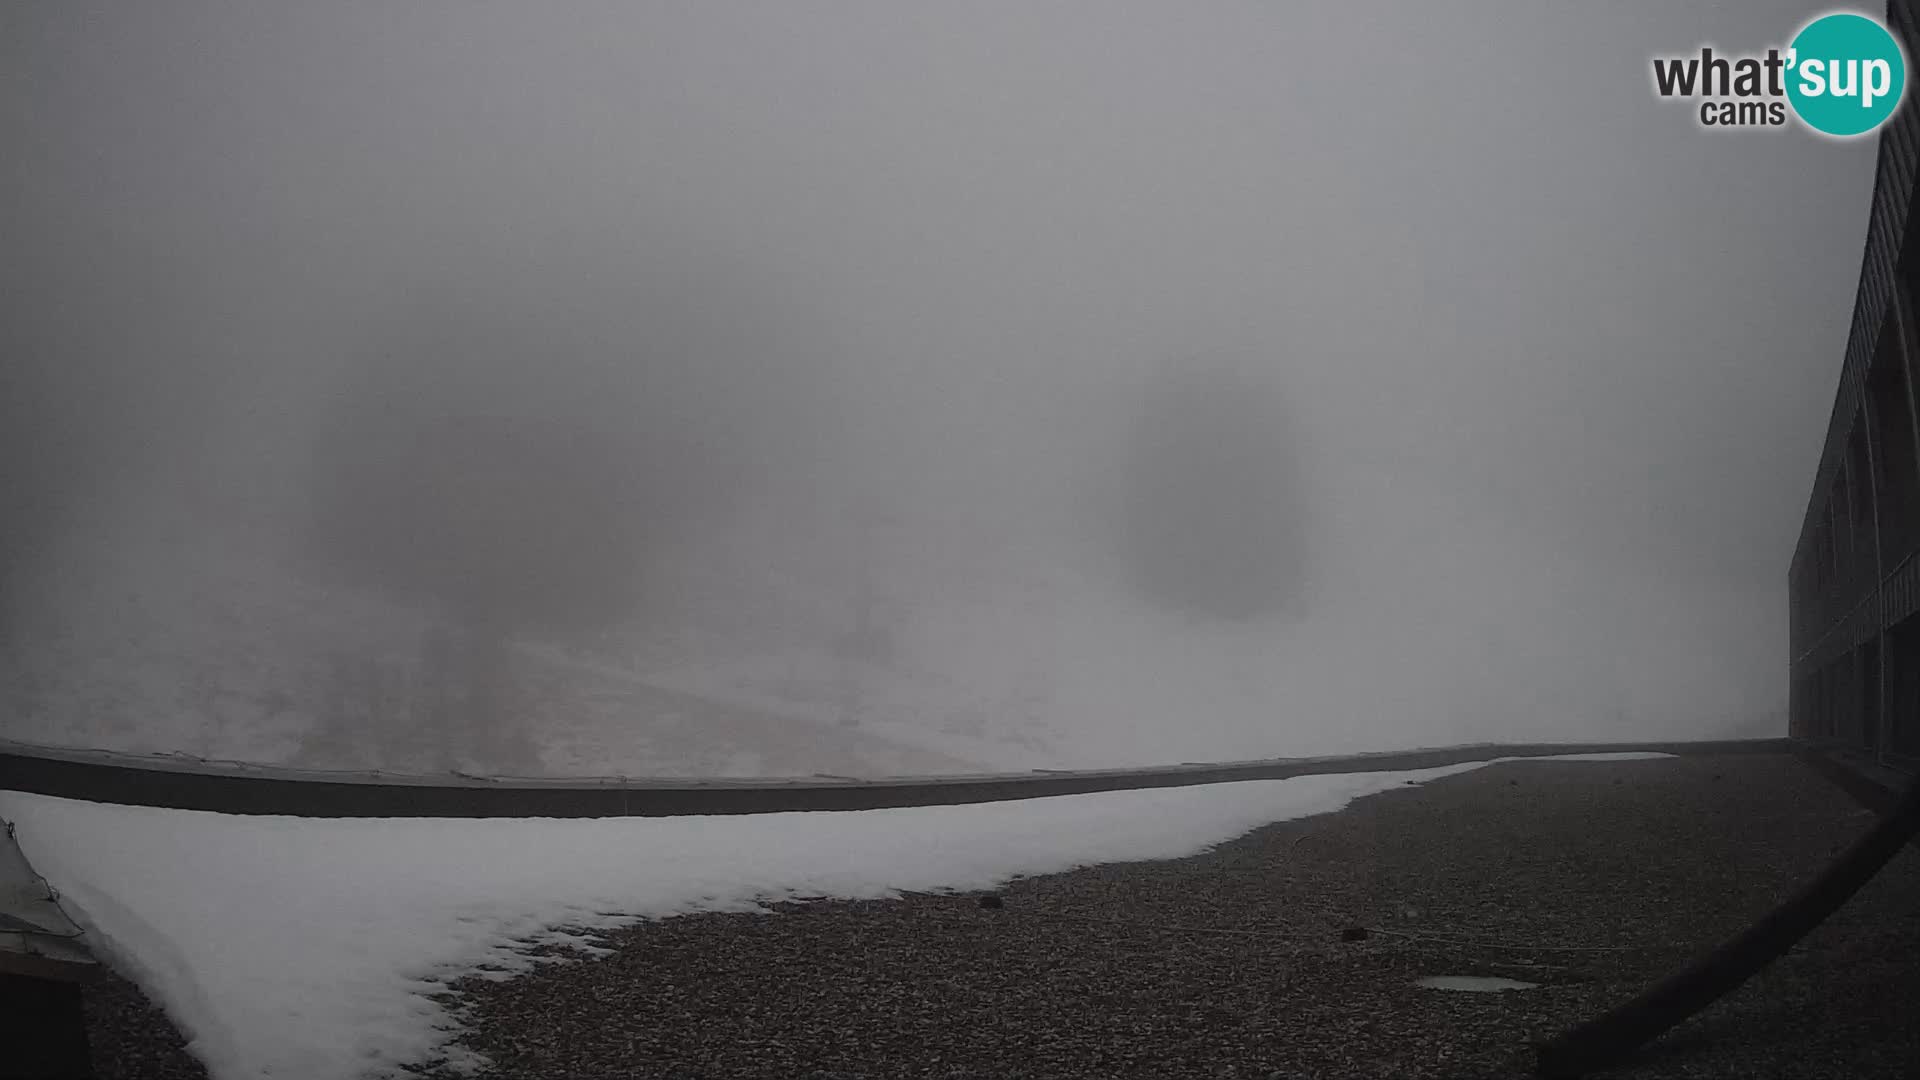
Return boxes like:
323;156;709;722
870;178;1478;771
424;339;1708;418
87;753;1920;1079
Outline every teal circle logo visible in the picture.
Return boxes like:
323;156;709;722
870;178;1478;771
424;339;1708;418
1787;12;1906;137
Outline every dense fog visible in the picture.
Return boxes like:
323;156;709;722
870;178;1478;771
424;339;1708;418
0;2;1878;776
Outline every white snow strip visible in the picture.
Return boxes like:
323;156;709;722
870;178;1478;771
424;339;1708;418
0;752;1672;1080
1501;752;1674;762
1413;974;1542;992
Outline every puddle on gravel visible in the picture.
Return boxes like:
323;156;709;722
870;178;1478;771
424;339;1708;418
1413;975;1542;992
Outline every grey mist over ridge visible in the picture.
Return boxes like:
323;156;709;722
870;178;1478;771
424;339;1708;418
0;2;1867;775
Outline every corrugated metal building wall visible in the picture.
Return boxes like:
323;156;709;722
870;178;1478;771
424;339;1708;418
1788;0;1920;770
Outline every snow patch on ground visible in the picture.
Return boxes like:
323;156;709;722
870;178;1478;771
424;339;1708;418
1413;975;1541;992
0;752;1670;1080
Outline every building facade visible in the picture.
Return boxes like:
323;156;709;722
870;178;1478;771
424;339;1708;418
1788;0;1920;770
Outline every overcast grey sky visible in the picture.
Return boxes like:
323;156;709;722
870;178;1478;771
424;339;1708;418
0;2;1884;764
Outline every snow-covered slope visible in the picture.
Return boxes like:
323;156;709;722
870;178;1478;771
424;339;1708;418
0;504;1057;778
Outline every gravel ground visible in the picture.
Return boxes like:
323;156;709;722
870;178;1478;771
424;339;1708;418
83;969;209;1080
407;754;1920;1079
83;753;1920;1078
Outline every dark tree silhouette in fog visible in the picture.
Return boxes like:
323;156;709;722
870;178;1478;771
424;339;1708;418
298;288;792;769
1118;363;1305;621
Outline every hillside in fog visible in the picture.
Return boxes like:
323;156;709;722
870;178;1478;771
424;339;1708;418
1;2;1852;776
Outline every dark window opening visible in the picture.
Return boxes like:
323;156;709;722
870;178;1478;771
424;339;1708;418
1846;425;1877;595
1867;321;1920;568
1884;616;1920;763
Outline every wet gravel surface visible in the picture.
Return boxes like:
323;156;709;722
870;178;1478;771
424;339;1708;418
84;753;1920;1078
83;969;209;1080
401;754;1920;1079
